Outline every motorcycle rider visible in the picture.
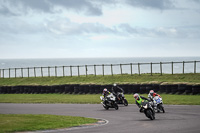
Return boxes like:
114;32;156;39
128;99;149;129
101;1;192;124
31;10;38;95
148;90;162;111
133;93;151;112
148;90;161;101
102;88;111;105
112;84;124;101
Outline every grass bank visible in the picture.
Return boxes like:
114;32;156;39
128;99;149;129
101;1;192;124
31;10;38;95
0;73;200;86
0;114;97;133
0;94;200;105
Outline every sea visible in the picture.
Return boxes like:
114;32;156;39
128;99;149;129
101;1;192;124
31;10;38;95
0;57;200;78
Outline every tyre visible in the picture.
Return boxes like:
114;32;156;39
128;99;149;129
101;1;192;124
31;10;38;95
158;104;165;113
192;85;200;95
103;105;109;110
178;84;187;94
150;110;155;120
171;85;178;94
146;109;155;120
114;103;119;110
160;85;166;93
123;99;128;106
140;86;146;94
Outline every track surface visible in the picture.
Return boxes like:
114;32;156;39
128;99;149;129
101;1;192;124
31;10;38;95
0;103;200;133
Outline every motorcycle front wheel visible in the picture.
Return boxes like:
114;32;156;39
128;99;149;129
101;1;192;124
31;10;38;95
158;104;165;113
114;103;119;110
146;109;155;120
123;99;128;106
103;105;109;110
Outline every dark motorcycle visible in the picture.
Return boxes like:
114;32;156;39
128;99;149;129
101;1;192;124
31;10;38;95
100;93;119;110
116;92;128;106
141;100;155;120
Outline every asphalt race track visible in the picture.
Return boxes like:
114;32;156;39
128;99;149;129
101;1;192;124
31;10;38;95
0;104;200;133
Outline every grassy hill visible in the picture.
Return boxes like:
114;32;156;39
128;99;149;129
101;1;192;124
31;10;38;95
0;73;200;86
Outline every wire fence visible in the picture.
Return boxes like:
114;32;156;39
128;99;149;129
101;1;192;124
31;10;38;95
0;61;199;78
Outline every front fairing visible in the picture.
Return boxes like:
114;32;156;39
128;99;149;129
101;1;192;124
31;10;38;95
153;96;163;105
141;101;149;109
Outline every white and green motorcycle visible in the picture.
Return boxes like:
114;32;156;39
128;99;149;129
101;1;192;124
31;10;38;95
100;93;119;110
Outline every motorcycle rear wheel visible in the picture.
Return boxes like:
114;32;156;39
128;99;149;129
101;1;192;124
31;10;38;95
123;99;128;106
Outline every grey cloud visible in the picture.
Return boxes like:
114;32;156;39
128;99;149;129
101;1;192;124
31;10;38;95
45;18;115;35
192;0;200;3
45;18;199;39
14;0;52;13
118;24;138;34
0;4;18;16
0;18;45;34
1;14;199;39
124;0;175;10
118;23;200;39
0;0;179;17
50;0;102;16
0;0;102;16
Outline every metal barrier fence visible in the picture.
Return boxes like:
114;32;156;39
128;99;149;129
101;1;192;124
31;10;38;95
0;61;199;78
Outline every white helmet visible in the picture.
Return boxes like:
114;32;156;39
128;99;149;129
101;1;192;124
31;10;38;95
103;88;108;93
133;93;140;100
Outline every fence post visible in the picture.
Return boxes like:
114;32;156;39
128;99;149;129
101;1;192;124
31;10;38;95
70;66;72;77
160;62;162;75
150;62;153;76
183;61;185;74
102;64;104;76
15;68;16;78
28;68;29;78
2;69;4;78
48;67;50;77
111;64;113;76
62;66;65;77
85;65;88;77
194;61;196;74
138;63;140;75
9;68;10;78
172;62;173;75
21;68;23;78
77;66;80;77
94;65;96;76
41;67;43;77
0;69;1;78
55;66;57;77
120;64;122;75
34;67;36;78
130;63;133;75
3;69;4;78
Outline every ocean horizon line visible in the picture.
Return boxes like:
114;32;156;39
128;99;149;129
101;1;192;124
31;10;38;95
0;56;200;60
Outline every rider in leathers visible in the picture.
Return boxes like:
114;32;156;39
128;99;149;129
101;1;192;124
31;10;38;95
148;90;161;101
111;84;124;101
148;90;162;110
134;93;151;112
102;88;111;105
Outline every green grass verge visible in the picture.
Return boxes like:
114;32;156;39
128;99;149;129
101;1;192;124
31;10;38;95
0;73;200;86
0;114;97;133
0;94;200;105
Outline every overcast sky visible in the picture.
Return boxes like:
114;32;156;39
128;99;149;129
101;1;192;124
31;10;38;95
0;0;200;59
